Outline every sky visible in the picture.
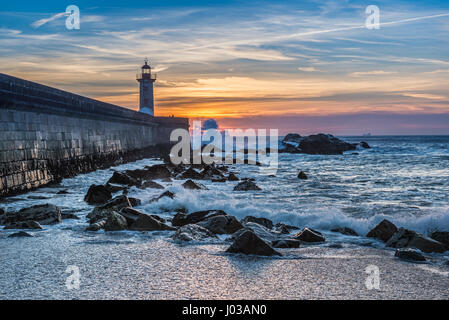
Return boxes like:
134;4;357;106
1;0;449;135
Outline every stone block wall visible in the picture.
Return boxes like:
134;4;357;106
0;73;188;197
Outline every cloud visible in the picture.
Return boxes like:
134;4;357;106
31;12;66;28
351;70;398;76
298;67;317;72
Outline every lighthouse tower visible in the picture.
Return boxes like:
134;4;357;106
136;58;156;116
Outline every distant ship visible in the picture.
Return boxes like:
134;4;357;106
362;133;372;137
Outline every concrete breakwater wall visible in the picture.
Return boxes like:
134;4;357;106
0;73;188;197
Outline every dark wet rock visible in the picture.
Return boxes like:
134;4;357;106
27;195;49;200
2;204;62;225
233;180;261;191
139;180;164;190
103;211;127;231
182;179;208;190
149;190;175;203
172;210;227;227
430;231;449;249
119;207;142;224
172;224;218;242
297;171;308;180
56;189;69;195
366;219;398;242
84;185;112;205
274;223;299;234
232;222;283;243
4;220;43;230
227;173;239;181
280;133;356;155
0;208;4;216
217;165;228;172
197;215;243;234
105;183;127;193
179;167;203;180
386;228;446;253
226;230;281;256
87;195;132;223
128;197;141;207
8;231;33;238
395;248;426;262
241;216;273;230
201;165;225;180
129;213;175;231
293;228;325;243
86;219;106;231
331;227;359;236
272;239;301;248
61;212;80;220
143;164;172;180
212;178;227;182
359;141;371;149
161;177;172;182
107;171;140;187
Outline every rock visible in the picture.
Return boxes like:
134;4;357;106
129;213;175;231
271;239;301;248
56;190;69;195
128;197;141;207
366;219;398;242
172;224;218;242
241;216;273;229
103;211;127;231
84;185;112;205
274;223;299;234
297;171;308;180
179;167;204;180
87;195;132;223
359;141;371;149
293;228;325;243
395;248;426;262
226;230;281;256
143;164;172;180
61;212;80;220
331;227;359;236
197;215;243;234
105;183;127;193
4;220;43;229
3;204;62;225
86;219;106;231
172;210;227;227
280;133;356;155
386;228;446;253
201;165;225;180
182;179;207;190
107;171;140;187
232;222;283;243
227;173;239;181
233;180;261;191
139;180;164;190
8;231;33;238
149;191;175;203
430;231;449;249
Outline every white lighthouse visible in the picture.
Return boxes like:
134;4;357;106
136;58;156;116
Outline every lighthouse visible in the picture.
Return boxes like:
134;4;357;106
136;58;156;116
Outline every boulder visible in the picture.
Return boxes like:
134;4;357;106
107;171;140;187
179;167;204;180
105;183;127;193
274;223;299;234
197;215;243;234
144;164;172;180
359;141;371;149
87;195;132;223
182;179;207;190
226;230;281;256
241;216;273;229
297;171;308;180
430;231;449;249
56;190;69;195
103;211;128;231
172;224;218;242
149;191;175;203
366;219;398;242
395;248;426;262
271;239;301;248
201;165;225;180
8;231;33;238
139;180;164;190
172;210;227;227
4;204;62;225
233;180;261;191
331;227;359;236
280;133;356;155
129;213;175;231
84;185;112;205
282;133;302;145
232;222;283;243
128;197;141;207
4;220;43;230
293;228;325;243
227;173;239;181
386;228;446;253
86;219;106;231
61;212;80;220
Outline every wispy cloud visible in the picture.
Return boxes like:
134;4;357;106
31;12;66;28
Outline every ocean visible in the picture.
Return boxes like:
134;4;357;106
0;135;448;299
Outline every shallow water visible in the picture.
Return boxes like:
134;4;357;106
0;135;449;299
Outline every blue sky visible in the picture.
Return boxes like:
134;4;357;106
1;0;449;134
